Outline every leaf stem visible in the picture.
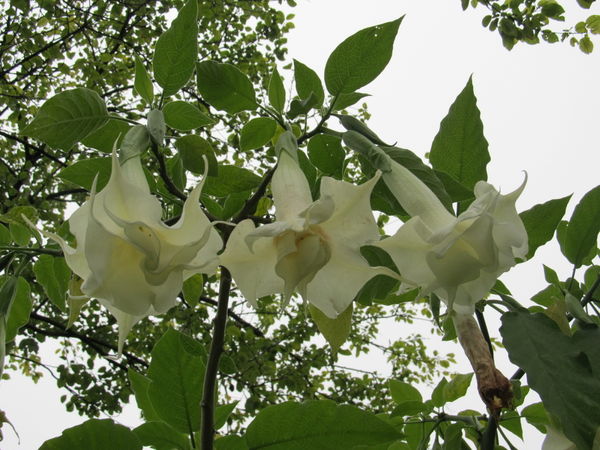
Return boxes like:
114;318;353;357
200;267;232;450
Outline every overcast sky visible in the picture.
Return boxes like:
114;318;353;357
2;1;599;448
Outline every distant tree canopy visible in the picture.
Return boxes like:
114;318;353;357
461;0;600;52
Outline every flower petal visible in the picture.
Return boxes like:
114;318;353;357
382;160;455;230
103;303;144;356
306;240;399;318
219;219;283;305
271;151;313;222
319;172;381;246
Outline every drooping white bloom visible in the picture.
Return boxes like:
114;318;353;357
30;150;222;352
220;149;397;318
374;160;528;314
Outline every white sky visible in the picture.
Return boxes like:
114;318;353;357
1;0;599;448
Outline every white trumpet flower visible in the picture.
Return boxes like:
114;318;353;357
375;160;528;314
220;149;397;318
29;150;222;352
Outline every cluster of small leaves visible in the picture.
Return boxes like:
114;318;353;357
461;0;600;52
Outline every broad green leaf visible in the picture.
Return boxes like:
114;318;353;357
521;402;550;433
586;15;600;34
501;312;600;449
33;255;70;311
5;277;32;342
167;153;185;191
268;67;286;113
520;195;571;259
203;165;261;197
356;245;399;306
219;190;250;220
182;274;203;307
434;170;473;203
240;117;277;151
175;135;218;176
21;88;109;150
0;224;10;245
128;369;160;422
0;276;18;317
153;0;198;96
287;94;319;119
308;303;352;352
443;373;473;402
215;402;238;430
293;59;324;108
563;185;600;268
81;118;130;153
133;422;191;450
40;419;142;450
307;134;345;178
391;401;430;418
430;377;448;407
0;205;37;225
429;77;490;191
196;61;257;114
215;435;249;450
331;92;370;111
58;157;111;191
244;400;402;449
324;18;403;95
134;56;154;104
147;328;206;434
389;379;422;404
9;222;31;246
163;101;213;131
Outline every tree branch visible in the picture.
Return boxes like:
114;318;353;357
201;268;232;450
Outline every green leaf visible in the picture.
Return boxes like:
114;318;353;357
307;134;345;178
147;328;206;434
580;35;594;54
81;118;130;153
0;224;10;245
268;67;286;113
40;419;142;450
335;114;390;146
324;17;403;95
434;170;473;203
128;369;161;422
134;56;154;104
182;274;203;307
429;77;490;191
501;312;600;449
308;303;352;352
430;377;448;407
355;245;399;306
33;255;70;311
152;0;198;96
203;165;261;197
215;435;249;450
175;135;218;176
9;222;32;246
133;422;191;450
586;15;600;34
163;101;214;131
563;185;600;268
521;402;550;433
443;373;473;402
578;0;595;8
196;61;257;114
240;117;278;151
389;379;422;404
343;131;391;173
215;402;238;430
58;157;112;191
5;277;32;342
287;94;319;119
331;92;370;111
21;88;109;150
520;195;571;259
244;400;402;449
293;59;324;108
